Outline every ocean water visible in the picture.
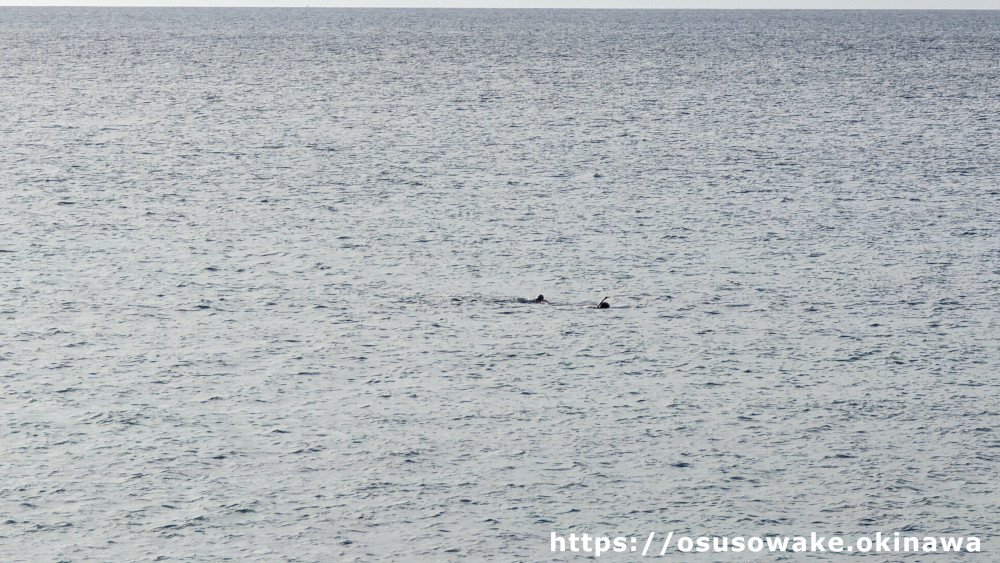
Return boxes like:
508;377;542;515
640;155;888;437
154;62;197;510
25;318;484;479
1;7;999;561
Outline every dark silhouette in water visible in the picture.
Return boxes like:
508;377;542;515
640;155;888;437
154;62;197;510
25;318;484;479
522;294;607;307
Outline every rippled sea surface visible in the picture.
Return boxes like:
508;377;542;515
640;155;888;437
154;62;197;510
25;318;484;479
2;8;999;561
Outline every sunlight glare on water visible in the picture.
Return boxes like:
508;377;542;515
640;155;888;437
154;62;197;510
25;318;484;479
1;7;999;561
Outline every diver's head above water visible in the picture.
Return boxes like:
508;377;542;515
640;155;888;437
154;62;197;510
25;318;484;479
535;294;549;304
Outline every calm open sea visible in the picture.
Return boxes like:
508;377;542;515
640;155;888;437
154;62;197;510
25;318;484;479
1;7;999;561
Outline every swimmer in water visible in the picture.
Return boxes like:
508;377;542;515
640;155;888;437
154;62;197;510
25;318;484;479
535;294;550;304
596;296;610;308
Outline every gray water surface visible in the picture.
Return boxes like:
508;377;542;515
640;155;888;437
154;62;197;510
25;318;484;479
1;8;999;561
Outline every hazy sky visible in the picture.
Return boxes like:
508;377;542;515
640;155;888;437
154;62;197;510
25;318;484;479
1;0;998;8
